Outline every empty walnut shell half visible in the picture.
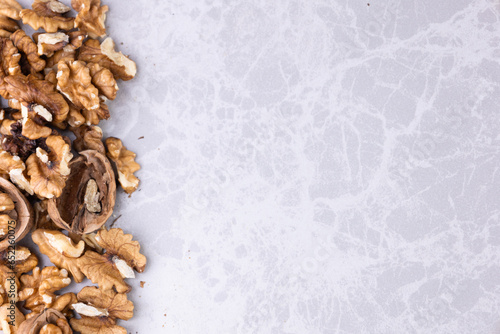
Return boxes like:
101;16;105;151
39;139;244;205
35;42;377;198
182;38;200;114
47;150;115;235
0;177;34;251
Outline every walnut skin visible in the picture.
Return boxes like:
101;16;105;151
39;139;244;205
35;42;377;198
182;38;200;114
4;74;69;123
0;246;37;305
56;60;100;111
72;0;108;39
48;150;115;234
0;15;19;38
105;137;140;194
79;38;137;81
10;29;46;73
18;308;72;334
31;229;85;282
77;228;146;293
0;177;34;250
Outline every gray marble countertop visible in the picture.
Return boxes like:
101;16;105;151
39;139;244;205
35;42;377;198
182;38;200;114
17;0;500;333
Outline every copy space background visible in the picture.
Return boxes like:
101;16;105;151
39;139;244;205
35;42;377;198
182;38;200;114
14;0;500;333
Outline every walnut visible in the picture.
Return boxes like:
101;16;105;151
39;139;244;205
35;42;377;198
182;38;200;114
45;49;74;70
18;308;72;334
0;15;19;38
77;228;146;293
87;63;117;100
1;120;51;163
20;7;74;33
0;192;14;211
70;285;132;334
10;30;46;73
71;125;105;154
19;266;71;313
0;304;25;333
0;150;32;194
81;99;109;125
34;200;58;230
0;37;21;99
4;74;69;124
32;229;85;283
66;105;84;128
21;117;52;140
37;32;68;57
47;150;115;234
57;60;100;112
0;0;23;20
72;0;108;39
51;292;77;319
0;214;15;236
0;177;34;249
26;135;72;199
32;0;70;17
79;38;137;81
0;246;38;304
105;138;140;194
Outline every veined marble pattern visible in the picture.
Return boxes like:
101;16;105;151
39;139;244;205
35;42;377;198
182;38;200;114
16;0;500;333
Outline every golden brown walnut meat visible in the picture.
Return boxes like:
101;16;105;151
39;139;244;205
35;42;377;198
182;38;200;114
70;316;125;334
51;292;77;319
87;63;117;100
0;177;34;249
0;304;25;333
0;0;23;20
0;15;19;38
0;214;15;236
105;137;140;194
20;6;74;33
70;286;132;333
79;38;137;81
10;29;46;73
32;0;70;17
37;32;68;57
31;229;85;282
0;150;32;194
19;266;71;313
4;74;69;123
20;117;52;140
72;0;107;39
57;60;100;112
80;99;109;125
47;150;115;234
26;135;72;199
0;246;38;304
71;125;105;154
0;193;14;211
18;308;72;334
0;37;21;99
77;228;146;293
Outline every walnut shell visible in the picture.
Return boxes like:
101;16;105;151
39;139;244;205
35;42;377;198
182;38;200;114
48;150;115;235
0;177;34;250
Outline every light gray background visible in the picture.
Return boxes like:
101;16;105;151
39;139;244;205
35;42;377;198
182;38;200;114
17;0;500;333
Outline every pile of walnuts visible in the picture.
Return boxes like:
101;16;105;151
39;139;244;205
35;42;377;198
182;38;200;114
0;0;147;333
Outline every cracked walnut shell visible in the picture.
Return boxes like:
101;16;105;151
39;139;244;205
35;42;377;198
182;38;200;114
18;308;72;334
0;177;34;250
48;150;115;234
105;138;140;194
79;38;137;81
57;60;100;112
77;228;146;293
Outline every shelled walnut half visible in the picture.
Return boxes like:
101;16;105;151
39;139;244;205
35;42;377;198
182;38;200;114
0;177;34;250
48;150;115;234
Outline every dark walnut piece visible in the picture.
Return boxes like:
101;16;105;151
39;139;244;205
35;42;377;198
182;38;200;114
48;150;115;235
0;177;34;251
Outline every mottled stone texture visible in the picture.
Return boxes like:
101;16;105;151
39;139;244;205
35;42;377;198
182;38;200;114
16;0;500;332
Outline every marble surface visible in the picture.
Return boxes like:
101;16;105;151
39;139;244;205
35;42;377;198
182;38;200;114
16;0;500;332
